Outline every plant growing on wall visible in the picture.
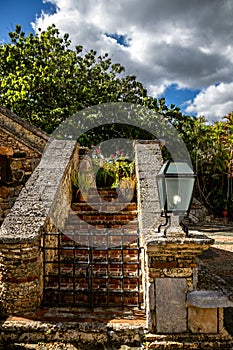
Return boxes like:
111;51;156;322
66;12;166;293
92;146;135;190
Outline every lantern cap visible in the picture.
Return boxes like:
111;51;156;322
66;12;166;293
157;160;195;177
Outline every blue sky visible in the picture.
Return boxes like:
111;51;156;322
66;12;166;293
0;0;56;41
1;0;233;122
161;85;200;113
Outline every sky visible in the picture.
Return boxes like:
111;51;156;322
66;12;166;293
1;0;233;122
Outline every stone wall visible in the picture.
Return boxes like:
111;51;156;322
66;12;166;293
0;140;79;315
0;107;49;226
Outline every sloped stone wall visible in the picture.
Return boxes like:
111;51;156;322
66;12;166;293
0;140;79;315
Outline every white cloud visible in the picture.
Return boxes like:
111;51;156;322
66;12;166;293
185;82;233;121
33;0;233;120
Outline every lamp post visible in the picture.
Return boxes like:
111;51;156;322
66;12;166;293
156;160;196;236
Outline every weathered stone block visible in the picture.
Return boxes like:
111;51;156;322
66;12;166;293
187;290;233;309
155;277;187;333
188;306;218;333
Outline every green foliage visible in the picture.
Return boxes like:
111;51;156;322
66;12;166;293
0;24;152;133
72;171;93;191
178;113;233;214
159;104;233;214
0;25;178;145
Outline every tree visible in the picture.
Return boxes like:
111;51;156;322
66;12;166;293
0;24;152;133
179;114;233;215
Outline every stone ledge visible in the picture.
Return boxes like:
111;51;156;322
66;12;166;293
143;233;214;263
145;333;233;349
145;232;214;247
2;308;233;349
187;290;233;308
0;307;146;347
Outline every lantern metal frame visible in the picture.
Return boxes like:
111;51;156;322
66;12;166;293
156;160;196;236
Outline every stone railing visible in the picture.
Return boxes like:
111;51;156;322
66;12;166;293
0;140;79;315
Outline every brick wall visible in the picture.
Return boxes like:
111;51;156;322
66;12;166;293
0;107;49;226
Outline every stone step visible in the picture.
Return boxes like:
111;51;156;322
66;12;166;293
68;187;138;231
64;220;139;231
45;267;140;282
75;187;137;203
60;234;138;250
68;212;138;222
0;307;146;347
2;313;233;349
145;341;200;349
72;202;137;212
49;250;139;266
45;277;140;291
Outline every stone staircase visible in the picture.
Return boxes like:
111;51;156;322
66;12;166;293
43;188;142;309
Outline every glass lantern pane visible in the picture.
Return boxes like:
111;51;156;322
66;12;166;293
165;178;195;212
157;177;165;210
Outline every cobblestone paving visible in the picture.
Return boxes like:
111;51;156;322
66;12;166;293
192;223;233;289
0;343;79;350
191;222;233;337
0;343;140;349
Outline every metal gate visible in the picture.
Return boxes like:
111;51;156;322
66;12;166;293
43;229;141;308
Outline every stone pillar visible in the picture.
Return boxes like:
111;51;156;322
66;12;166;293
134;140;163;232
0;238;43;315
134;140;164;313
134;139;215;334
143;230;214;333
